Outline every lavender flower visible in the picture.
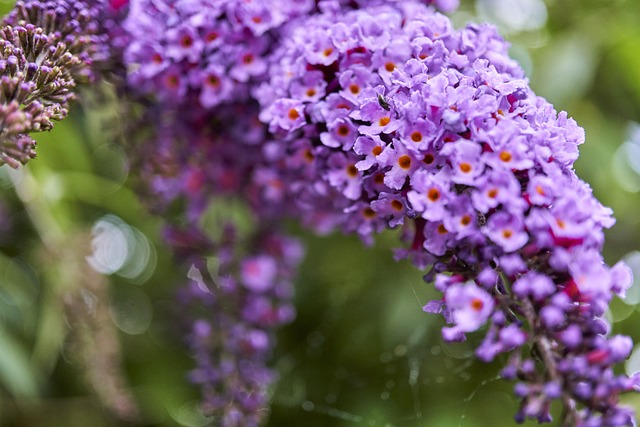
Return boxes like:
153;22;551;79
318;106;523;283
0;0;110;168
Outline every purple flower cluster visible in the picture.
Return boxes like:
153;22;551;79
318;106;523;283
121;0;459;109
121;0;320;108
80;0;640;424
15;0;640;425
122;2;463;421
0;0;110;168
178;225;302;427
255;4;638;425
129;101;300;425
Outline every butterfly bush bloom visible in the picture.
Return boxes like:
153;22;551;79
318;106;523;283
178;225;302;427
128;99;309;425
122;1;460;421
256;4;639;424
135;105;304;425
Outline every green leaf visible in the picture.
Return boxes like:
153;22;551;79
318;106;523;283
0;327;41;397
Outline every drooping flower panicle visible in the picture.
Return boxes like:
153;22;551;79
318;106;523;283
179;225;302;427
255;4;638;424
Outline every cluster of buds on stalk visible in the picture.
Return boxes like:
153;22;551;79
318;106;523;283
0;0;107;168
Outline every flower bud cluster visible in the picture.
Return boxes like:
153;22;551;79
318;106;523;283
256;4;638;424
0;1;108;168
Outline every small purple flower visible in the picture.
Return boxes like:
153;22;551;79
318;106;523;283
526;174;558;206
196;64;234;107
483;211;529;253
423;221;455;256
407;169;451;221
260;98;307;132
326;152;363;200
440;140;485;186
166;23;204;62
512;272;556;301
370;192;406;227
354;135;386;171
471;170;525;214
442;281;494;341
229;41;269;83
320;117;358;150
290;70;327;103
241;255;278;292
377;142;419;189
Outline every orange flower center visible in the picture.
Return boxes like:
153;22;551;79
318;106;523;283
166;74;179;88
346;164;358;178
411;131;423;143
306;88;316;97
423;153;435;165
398;155;411;169
487;188;498;199
372;146;383;156
181;35;193;47
385;62;395;72
337;125;350;137
502;229;513;239
288;108;300;120
427;188;440;202
378;116;391;126
499;151;512;162
349;84;360;94
459;162;472;173
391;200;403;211
437;224;448;234
363;207;376;219
460;215;471;226
470;298;484;311
303;149;314;162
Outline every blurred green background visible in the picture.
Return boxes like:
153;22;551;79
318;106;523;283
1;0;640;426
